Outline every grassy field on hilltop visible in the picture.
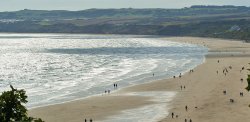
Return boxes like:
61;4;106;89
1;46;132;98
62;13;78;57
1;5;250;41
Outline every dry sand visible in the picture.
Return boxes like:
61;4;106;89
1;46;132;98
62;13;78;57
29;37;250;122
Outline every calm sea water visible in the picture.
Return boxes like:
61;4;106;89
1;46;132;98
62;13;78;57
0;34;208;108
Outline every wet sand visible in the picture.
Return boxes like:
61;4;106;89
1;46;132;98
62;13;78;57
29;37;250;122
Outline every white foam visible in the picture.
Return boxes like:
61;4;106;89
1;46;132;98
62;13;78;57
0;34;208;109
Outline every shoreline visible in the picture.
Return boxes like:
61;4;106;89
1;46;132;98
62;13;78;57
29;37;250;122
27;49;206;110
27;36;207;110
161;37;250;122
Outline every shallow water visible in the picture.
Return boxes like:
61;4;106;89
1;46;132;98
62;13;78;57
100;91;177;122
0;34;208;108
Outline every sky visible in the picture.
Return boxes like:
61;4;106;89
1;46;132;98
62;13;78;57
1;0;250;12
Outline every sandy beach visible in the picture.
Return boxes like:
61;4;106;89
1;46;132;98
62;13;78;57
29;37;250;122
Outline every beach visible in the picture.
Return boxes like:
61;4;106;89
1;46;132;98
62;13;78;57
29;37;250;122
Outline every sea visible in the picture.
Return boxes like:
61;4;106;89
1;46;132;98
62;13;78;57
0;33;208;121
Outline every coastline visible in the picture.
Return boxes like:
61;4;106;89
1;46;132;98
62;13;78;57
161;37;250;122
29;37;250;122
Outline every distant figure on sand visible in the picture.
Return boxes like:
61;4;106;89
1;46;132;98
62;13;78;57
171;112;174;118
240;67;245;72
185;105;188;111
230;99;234;103
240;92;244;97
153;73;154;77
190;119;192;122
181;85;183;90
218;60;220;63
85;119;87;122
90;118;93;122
223;90;226;95
185;118;187;122
179;73;182;78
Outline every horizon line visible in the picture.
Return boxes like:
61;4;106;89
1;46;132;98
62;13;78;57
0;5;249;12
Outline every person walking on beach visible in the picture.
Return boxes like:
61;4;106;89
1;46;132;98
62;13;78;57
85;119;87;122
181;85;183;90
185;105;188;111
90;118;93;122
171;112;174;118
189;119;192;122
223;90;226;95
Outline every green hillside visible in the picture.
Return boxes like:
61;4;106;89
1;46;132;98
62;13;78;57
1;5;250;41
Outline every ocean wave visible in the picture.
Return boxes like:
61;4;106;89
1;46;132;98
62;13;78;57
0;34;208;108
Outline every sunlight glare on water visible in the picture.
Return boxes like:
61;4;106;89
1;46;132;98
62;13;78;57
0;34;208;108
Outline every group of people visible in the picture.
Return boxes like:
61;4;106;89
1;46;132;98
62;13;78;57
104;90;111;94
221;61;249;107
189;69;194;73
104;83;119;94
220;61;246;103
84;118;93;122
180;85;186;90
113;83;118;89
173;71;186;79
171;105;193;122
168;57;247;121
171;112;178;119
171;69;195;121
185;118;192;122
240;92;244;97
